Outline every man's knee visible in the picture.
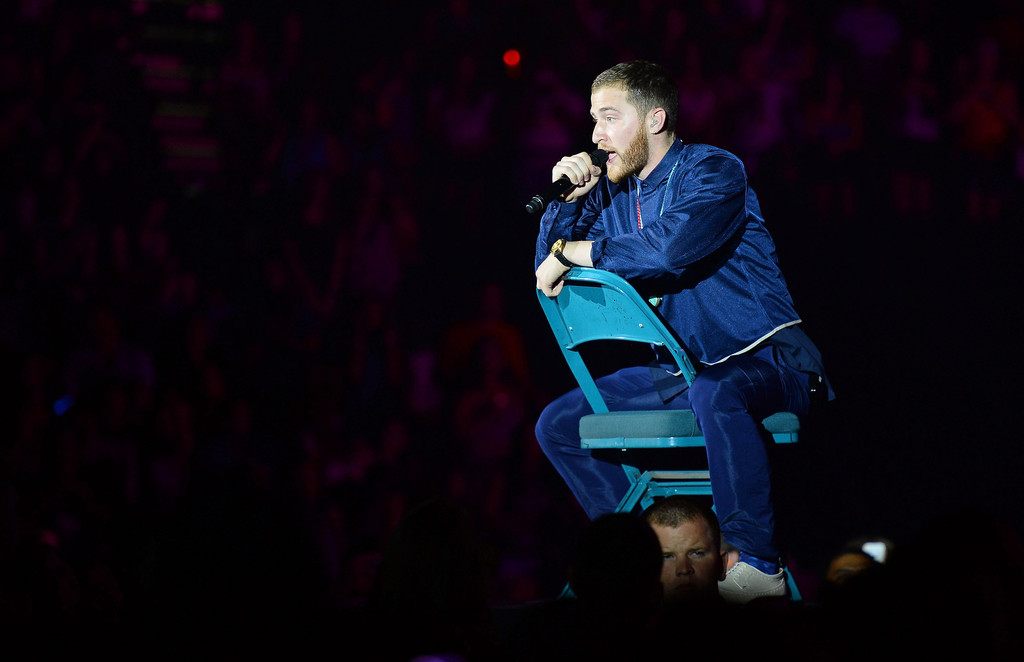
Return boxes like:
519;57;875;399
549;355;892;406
535;405;557;449
535;391;584;453
689;370;746;416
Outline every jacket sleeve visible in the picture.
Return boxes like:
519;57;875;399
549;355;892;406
533;192;605;269
589;152;748;280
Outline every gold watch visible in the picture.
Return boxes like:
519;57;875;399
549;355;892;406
550;238;575;268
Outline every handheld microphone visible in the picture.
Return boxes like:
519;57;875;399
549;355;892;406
524;149;609;214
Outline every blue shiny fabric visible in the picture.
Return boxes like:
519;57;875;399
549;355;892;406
536;140;801;366
535;346;809;561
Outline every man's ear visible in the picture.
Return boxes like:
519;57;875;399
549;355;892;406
721;549;739;580
648;108;666;134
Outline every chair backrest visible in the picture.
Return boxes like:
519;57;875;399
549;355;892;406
536;267;697;415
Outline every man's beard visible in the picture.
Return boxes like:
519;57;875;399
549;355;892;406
607;127;649;183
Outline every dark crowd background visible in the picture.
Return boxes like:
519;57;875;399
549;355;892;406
2;0;1024;651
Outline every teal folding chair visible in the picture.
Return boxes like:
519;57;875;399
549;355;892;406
537;266;803;600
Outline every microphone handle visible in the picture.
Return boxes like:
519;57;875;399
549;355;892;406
525;149;608;214
525;176;574;214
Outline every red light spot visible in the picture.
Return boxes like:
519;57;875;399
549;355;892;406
503;49;521;67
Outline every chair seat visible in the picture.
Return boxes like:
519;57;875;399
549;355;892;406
580;410;800;449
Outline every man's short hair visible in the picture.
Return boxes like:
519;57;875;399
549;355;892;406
641;495;721;543
592;60;679;134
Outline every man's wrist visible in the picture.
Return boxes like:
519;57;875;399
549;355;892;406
552;251;576;268
550;238;577;268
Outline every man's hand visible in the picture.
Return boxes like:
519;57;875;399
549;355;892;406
536;240;595;297
535;253;569;298
553;152;604;204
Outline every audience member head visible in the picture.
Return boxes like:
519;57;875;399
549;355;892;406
364;497;498;661
823;537;890;588
882;508;1024;658
641;496;728;604
816;537;890;612
568;512;663;619
826;549;875;585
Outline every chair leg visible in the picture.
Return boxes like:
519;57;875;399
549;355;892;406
614;465;649;514
785;567;802;602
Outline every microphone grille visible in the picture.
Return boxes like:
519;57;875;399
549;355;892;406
590;149;609;168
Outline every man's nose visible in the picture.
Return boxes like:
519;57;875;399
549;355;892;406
675;559;693;576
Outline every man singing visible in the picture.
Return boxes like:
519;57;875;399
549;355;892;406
533;60;833;603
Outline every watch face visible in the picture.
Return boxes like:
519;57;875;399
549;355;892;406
552;239;565;254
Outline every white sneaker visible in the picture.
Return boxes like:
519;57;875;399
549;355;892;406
718;561;787;604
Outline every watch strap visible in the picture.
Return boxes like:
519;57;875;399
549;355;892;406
553;250;576;268
550;239;576;268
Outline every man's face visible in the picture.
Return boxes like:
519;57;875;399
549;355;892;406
590;85;649;183
651;518;726;603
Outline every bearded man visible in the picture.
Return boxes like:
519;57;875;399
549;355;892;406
533;60;833;603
